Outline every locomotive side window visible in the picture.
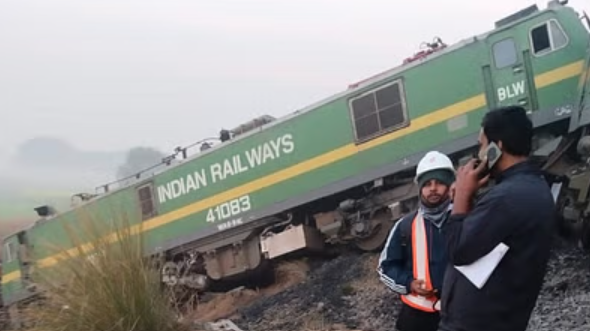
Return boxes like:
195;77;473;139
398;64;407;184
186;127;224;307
530;19;568;56
493;38;518;69
4;241;14;262
137;183;157;220
350;80;408;141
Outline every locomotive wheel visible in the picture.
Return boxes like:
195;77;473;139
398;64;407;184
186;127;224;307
355;210;395;252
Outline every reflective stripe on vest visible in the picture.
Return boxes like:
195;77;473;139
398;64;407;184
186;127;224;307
400;212;441;313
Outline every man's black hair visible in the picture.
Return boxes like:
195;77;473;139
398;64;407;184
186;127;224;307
481;105;533;156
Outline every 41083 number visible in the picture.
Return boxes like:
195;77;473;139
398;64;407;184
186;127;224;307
206;195;251;223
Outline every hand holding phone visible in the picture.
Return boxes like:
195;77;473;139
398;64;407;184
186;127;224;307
452;155;493;214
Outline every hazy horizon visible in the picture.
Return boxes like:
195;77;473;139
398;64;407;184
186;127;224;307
3;0;587;158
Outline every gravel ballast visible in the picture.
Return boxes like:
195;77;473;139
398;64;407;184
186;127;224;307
230;237;590;331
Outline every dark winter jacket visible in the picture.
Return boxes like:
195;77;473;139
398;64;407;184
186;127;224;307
438;161;555;331
377;207;451;301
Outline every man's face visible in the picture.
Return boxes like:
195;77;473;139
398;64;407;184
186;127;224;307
420;179;449;207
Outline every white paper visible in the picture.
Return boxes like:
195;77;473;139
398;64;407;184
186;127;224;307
454;242;510;289
551;182;562;203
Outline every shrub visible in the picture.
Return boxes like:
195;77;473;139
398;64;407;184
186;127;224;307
20;210;190;331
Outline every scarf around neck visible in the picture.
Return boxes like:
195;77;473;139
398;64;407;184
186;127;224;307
420;198;452;228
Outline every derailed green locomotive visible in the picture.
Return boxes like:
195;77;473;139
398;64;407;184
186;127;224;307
2;0;590;327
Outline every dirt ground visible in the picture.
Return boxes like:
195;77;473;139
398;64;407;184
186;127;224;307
187;260;311;324
189;237;590;331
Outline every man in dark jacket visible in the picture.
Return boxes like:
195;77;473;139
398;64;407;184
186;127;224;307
378;150;456;331
438;105;555;331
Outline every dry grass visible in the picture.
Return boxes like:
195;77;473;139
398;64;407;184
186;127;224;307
20;210;190;331
191;288;260;322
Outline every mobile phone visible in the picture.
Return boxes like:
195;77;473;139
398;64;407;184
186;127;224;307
484;141;502;169
475;141;503;176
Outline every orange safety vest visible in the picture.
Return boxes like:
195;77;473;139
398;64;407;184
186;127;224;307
400;212;441;313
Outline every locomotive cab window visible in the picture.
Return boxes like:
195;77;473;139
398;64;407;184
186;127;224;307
530;19;568;56
349;80;408;141
137;183;157;220
493;38;518;69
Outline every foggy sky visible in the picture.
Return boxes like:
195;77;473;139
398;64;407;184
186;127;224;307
1;0;588;160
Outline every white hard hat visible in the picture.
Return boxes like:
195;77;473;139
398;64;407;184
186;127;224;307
415;151;455;183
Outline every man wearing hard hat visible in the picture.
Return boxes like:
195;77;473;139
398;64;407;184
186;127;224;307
377;151;456;331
